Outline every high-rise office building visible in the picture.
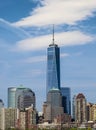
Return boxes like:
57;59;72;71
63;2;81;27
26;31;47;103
8;85;36;110
17;88;35;110
8;87;17;108
46;27;60;94
75;93;86;123
44;26;63;122
86;102;93;121
44;88;63;122
15;85;27;108
61;87;71;115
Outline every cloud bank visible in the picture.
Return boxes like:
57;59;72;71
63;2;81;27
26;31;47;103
14;31;94;51
13;0;96;27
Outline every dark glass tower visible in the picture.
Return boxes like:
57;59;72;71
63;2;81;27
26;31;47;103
61;87;71;115
47;26;60;94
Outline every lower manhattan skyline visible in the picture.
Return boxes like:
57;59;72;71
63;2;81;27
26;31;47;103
0;0;96;111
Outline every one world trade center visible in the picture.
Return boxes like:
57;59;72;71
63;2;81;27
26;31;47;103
46;26;60;94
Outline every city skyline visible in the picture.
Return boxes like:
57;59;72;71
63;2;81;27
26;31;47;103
0;0;96;111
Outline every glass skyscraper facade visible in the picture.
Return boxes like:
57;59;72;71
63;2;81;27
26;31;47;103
61;87;71;115
15;86;35;110
8;85;36;110
8;87;17;108
17;88;35;110
15;86;26;108
47;43;60;94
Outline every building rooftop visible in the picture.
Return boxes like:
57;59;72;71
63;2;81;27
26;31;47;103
76;93;85;99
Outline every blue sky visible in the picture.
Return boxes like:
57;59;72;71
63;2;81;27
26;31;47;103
0;0;96;111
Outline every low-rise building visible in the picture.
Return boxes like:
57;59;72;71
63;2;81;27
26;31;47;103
17;106;37;130
0;108;18;130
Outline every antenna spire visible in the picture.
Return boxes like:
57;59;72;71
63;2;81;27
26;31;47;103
52;24;55;45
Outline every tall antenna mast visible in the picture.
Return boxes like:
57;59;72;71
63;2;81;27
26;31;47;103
52;24;55;45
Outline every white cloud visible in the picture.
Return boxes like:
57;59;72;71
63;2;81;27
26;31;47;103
13;0;96;27
13;31;94;51
60;53;70;58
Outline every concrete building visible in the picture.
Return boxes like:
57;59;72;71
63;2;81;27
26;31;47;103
18;110;27;130
0;106;37;130
75;93;87;123
0;108;18;130
92;104;96;121
55;113;71;124
86;102;93;121
0;108;4;130
43;88;64;122
17;106;37;130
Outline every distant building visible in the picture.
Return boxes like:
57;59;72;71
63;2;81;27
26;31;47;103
72;95;76;120
0;106;37;130
17;88;35;110
44;27;64;122
0;99;4;108
43;88;63;122
86;102;93;121
18;110;27;130
46;27;60;94
0;108;18;130
8;85;36;111
61;87;71;115
92;104;96;121
17;106;37;130
55;113;71;124
8;87;16;108
75;93;87;123
15;85;27;108
13;85;36;110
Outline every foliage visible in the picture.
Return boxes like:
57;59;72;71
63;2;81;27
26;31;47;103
70;127;78;130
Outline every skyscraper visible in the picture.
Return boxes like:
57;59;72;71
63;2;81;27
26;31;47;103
61;87;71;115
17;88;35;110
44;88;63;122
8;85;36;110
47;26;60;94
8;87;17;108
75;93;86;123
15;85;26;108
